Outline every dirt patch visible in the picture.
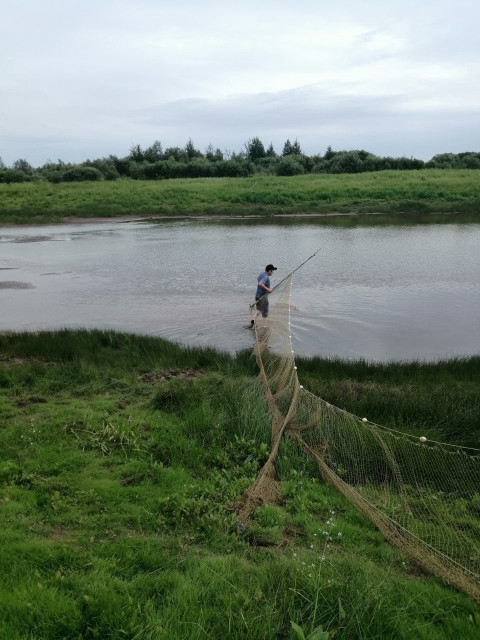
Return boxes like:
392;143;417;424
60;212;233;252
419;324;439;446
139;369;203;383
0;281;35;289
404;560;429;578
245;525;305;549
0;356;56;367
0;356;31;365
282;524;305;543
246;534;280;548
116;400;134;410
121;473;146;486
15;396;48;407
51;528;77;543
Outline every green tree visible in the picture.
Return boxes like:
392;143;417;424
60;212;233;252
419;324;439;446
205;144;224;162
164;146;186;162
324;145;335;160
12;159;33;174
110;155;130;177
266;143;276;157
144;140;163;163
291;139;302;155
459;153;480;169
185;138;202;160
282;139;293;156
245;137;266;161
129;144;144;163
283;138;302;156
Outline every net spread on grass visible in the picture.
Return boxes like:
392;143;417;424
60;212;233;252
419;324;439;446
241;274;480;602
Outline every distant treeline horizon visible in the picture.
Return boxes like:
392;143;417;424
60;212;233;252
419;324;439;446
1;138;480;183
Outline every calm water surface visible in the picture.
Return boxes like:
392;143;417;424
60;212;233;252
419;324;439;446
1;219;479;361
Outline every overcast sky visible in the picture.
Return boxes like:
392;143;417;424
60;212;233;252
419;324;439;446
1;0;479;165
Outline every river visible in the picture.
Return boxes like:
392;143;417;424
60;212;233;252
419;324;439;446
1;217;479;361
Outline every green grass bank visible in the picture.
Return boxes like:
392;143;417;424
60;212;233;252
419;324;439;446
1;170;480;225
1;330;480;639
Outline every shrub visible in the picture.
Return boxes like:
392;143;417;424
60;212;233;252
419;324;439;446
62;166;103;182
0;169;30;183
276;156;305;176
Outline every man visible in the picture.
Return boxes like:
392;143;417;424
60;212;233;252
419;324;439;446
252;264;277;328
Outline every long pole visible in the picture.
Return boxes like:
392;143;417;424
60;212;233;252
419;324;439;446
249;248;320;308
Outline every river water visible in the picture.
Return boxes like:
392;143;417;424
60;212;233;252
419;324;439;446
1;218;479;361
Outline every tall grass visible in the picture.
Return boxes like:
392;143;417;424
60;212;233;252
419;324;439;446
1;330;480;638
1;170;480;224
297;355;480;447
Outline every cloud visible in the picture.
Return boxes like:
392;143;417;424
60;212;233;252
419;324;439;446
1;0;479;164
134;84;480;158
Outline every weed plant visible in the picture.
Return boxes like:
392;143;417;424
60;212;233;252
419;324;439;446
1;330;479;639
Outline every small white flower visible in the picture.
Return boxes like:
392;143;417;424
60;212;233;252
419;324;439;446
309;544;313;549
293;553;297;557
321;556;325;561
308;573;312;578
337;532;342;537
331;510;335;515
302;562;305;566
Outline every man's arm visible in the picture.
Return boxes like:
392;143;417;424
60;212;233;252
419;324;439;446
258;281;272;293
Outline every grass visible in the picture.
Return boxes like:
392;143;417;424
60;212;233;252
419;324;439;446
1;170;480;225
297;356;480;448
1;330;480;639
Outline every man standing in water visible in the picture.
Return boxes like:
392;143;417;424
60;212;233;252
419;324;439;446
251;264;277;328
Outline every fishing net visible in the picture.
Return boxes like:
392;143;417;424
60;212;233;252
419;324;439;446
239;274;480;602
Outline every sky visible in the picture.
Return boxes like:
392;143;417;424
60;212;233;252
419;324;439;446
1;0;479;166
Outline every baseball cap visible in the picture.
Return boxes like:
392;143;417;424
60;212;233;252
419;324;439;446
266;264;277;271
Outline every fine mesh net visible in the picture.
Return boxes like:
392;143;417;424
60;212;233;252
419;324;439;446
240;274;480;602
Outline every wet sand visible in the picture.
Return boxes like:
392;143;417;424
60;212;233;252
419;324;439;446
0;210;460;229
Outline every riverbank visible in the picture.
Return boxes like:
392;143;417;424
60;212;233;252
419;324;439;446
1;330;479;639
1;170;479;225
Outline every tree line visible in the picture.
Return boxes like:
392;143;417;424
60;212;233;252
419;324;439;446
1;138;479;183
